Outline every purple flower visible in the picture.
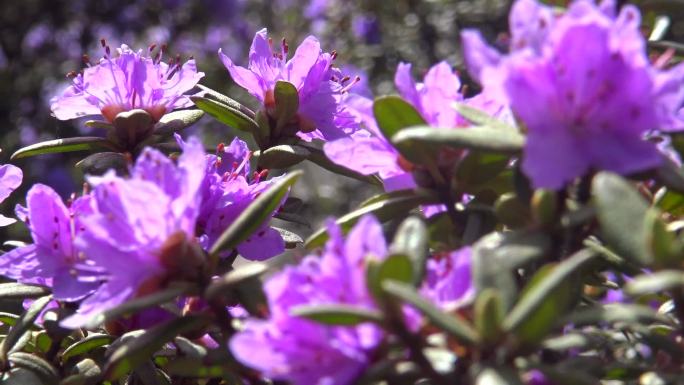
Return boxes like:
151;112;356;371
420;247;474;311
0;164;22;226
176;134;286;261
61;137;207;328
51;42;204;123
324;94;416;191
394;61;464;128
324;61;510;192
219;28;358;141
229;215;388;385
0;185;100;301
462;0;684;189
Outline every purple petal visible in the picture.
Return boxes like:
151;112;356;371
394;62;421;109
237;227;285;261
0;164;23;203
219;48;265;101
286;35;322;89
460;30;502;85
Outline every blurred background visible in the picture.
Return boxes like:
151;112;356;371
0;0;680;241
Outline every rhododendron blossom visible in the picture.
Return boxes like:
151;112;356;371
51;42;204;123
462;0;684;189
219;28;358;141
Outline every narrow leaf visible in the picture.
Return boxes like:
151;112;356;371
11;137;118;160
305;192;436;249
153;109;205;135
291;304;384;325
61;334;115;363
392;126;524;158
0;283;50;300
382;280;479;346
593;172;652;265
503;250;597;333
390;217;428;285
209;171;302;256
373;95;426;140
104;315;209;380
191;96;260;133
0;295;52;364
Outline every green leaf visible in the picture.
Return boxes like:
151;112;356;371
83;283;193;329
256;144;310;169
103;315;209;380
367;254;415;299
454;152;510;192
204;262;268;302
61;358;103;385
472;231;550;310
196;84;256;117
75;152;128;175
381;280;479;346
2;368;45;385
209;170;302;257
0;313;37;329
11;137;118;160
0;283;50;300
173;337;207;359
305;191;436;249
503;250;597;340
392;126;525;158
625;270;684;296
8;352;59;384
593;172;652;265
0;296;52;365
494;193;530;229
163;357;238;380
290;304;383;325
644;208;678;267
654;157;684;194
530;189;558;227
389;216;428;285
61;334;115;363
563;304;671;326
191;96;260;133
274;81;299;131
373;95;427;140
474;289;505;345
656;189;684;216
153;109;205;136
452;103;517;132
111;109;155;148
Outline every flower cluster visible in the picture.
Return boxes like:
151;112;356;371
51;42;204;124
230;215;473;385
462;0;684;189
0;134;288;328
2;0;684;383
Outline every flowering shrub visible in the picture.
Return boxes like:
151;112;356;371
2;0;684;384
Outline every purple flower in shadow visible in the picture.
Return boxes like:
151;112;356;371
229;215;389;385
